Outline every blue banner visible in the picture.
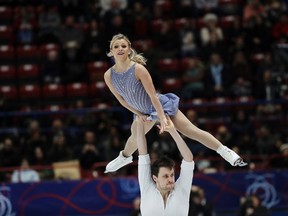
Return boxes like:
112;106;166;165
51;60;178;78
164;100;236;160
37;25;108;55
0;170;287;216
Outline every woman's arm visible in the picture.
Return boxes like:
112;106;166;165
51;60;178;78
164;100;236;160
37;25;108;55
104;70;143;116
135;64;167;132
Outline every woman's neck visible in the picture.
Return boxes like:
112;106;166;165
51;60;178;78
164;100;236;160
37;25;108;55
114;59;133;72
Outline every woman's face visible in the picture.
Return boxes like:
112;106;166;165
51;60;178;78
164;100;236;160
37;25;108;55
110;39;130;60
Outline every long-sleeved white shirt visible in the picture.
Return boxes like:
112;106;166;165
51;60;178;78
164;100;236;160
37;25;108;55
11;169;40;183
138;154;195;216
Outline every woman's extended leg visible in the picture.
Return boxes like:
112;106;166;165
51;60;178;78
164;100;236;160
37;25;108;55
171;110;220;150
105;119;155;173
122;120;155;156
171;110;247;166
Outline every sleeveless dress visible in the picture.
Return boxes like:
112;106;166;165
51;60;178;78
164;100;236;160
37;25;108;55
110;64;179;120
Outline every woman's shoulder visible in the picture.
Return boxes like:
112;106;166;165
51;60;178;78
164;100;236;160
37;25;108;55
134;62;147;72
104;67;112;80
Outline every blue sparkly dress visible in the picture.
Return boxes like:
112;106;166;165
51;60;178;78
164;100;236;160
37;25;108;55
110;64;179;120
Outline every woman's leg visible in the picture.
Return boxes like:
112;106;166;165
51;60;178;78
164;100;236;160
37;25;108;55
122;120;156;157
105;120;155;173
172;110;220;150
171;110;247;166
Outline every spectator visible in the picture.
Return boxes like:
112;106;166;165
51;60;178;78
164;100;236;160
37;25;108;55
48;134;74;163
245;15;272;53
266;0;287;25
77;130;105;170
238;194;269;216
243;0;266;28
21;120;48;158
130;197;141;216
105;14;131;43
215;125;233;149
83;19;106;61
188;185;216;216
254;69;282;116
180;20;199;58
194;0;219;17
176;0;197;18
181;57;205;100
153;20;181;59
271;143;288;168
127;1;151;39
100;0;128;18
204;53;232;98
16;23;34;45
41;49;62;84
254;125;278;155
231;51;253;83
37;5;61;44
272;12;288;41
228;35;250;63
11;158;40;183
200;13;223;46
102;126;124;161
231;77;253;98
231;110;254;139
0;138;21;168
57;15;84;50
30;146;49;166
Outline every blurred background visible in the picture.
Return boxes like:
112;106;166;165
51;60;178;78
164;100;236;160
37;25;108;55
0;0;288;215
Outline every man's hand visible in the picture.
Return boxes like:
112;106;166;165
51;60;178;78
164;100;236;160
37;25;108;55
157;115;175;133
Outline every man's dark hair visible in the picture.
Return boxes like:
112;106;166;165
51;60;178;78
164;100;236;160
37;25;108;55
151;155;175;177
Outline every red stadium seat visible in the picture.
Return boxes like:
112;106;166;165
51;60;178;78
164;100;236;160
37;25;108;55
44;104;66;118
151;19;163;33
218;0;242;15
0;25;14;45
157;58;180;79
219;16;239;28
173;18;189;31
42;83;65;102
185;98;208;113
87;61;110;82
89;81;111;103
18;84;41;103
157;58;180;72
161;78;182;94
13;6;37;29
16;45;41;65
251;53;265;64
17;64;39;84
134;19;149;38
0;65;16;85
40;43;60;57
65;83;89;99
0;6;13;25
0;45;15;64
0;85;17;100
179;58;191;71
132;39;154;52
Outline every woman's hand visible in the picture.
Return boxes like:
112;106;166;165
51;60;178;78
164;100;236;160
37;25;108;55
137;114;153;122
157;115;174;133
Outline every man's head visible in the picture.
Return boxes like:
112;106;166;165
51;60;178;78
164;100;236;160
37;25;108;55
151;155;175;192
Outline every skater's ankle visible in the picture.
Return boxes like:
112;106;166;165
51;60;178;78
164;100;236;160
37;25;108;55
216;145;225;153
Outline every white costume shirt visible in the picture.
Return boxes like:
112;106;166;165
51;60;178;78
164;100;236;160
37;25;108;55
11;169;40;183
138;154;195;216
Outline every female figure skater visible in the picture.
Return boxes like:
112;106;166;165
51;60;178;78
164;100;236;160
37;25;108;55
104;33;247;173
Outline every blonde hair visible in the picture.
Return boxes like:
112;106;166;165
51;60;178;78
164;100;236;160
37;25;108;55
107;33;147;66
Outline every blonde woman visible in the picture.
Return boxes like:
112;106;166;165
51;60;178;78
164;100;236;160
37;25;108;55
104;33;247;173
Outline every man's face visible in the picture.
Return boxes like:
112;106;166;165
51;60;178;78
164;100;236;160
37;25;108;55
153;167;175;192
